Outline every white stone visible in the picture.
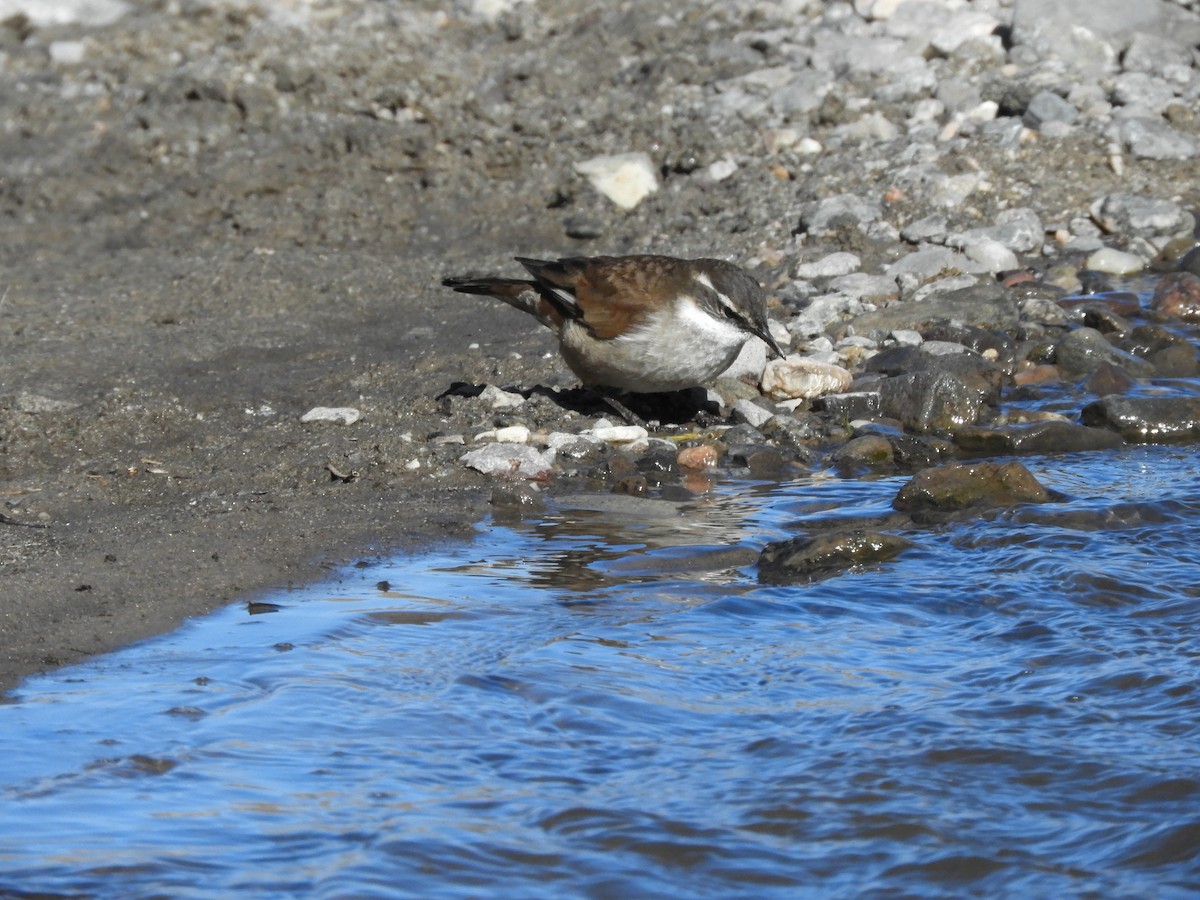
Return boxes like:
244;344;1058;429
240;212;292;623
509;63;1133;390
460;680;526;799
794;252;861;279
476;424;531;444
574;152;658;210
49;41;86;65
760;357;854;401
704;157;738;182
962;238;1019;273
590;424;649;443
721;335;770;381
1086;247;1145;275
0;0;128;27
300;406;360;425
461;444;555;480
479;384;525;409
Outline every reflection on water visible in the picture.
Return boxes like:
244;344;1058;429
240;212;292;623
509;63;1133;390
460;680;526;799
2;447;1200;897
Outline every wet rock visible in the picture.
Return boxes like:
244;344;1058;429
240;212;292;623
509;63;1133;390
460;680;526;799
546;431;606;460
1178;245;1200;277
461;444;556;479
867;345;1004;404
731;398;775;429
760;357;853;401
893;461;1053;513
1083;362;1136;397
758;529;914;584
727;444;787;476
677;443;721;469
1054;328;1155;378
955;421;1123;455
1081;396;1200;443
489;484;546;521
880;371;984;433
814;391;881;422
890;434;955;470
1150;272;1200;323
300;406;361;425
832;434;894;470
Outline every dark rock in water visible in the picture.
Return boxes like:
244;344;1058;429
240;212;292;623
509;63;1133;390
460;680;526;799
815;391;881;422
1117;324;1198;378
490;484;546;521
832;434;894;471
727;444;788;476
1179;244;1200;277
893;461;1052;512
867;345;1005;404
880;371;984;433
955;421;1124;454
758;529;914;583
1081;396;1200;442
1083;361;1136;396
890;434;955;470
1054;327;1156;377
1150;272;1200;322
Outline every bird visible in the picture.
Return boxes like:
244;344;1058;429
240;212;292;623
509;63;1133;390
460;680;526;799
441;255;784;394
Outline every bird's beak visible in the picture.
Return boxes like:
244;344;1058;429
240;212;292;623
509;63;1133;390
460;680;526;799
754;324;786;359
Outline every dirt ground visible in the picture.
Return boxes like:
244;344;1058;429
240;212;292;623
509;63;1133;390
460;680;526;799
1;0;1196;692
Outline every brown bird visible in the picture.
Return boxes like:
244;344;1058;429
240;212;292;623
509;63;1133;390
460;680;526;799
442;255;784;393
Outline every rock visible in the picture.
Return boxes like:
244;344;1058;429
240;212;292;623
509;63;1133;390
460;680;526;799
722;334;771;381
1086;248;1145;275
1091;194;1195;239
1112;72;1178;114
758;529;914;583
1023;90;1077;130
893;460;1052;512
461;443;556;479
1054;328;1156;378
726;444;787;476
1083;361;1136;396
8;0;130;27
15;391;79;413
479;384;526;409
879;370;984;433
590;424;649;444
476;424;530;443
962;239;1019;273
814;391;882;421
793;252;861;279
489;483;545;521
760;357;853;401
846;283;1019;337
574;152;658;210
832;433;894;469
731;398;775;429
954;421;1123;454
1150;272;1200;322
1081;396;1200;443
300;406;361;425
1117;117;1200;161
677;443;721;469
797;193;881;233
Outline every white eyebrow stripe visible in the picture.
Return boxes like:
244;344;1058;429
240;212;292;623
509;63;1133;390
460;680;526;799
693;271;737;312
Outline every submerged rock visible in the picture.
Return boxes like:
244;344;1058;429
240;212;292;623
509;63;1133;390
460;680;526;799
955;421;1123;455
758;529;914;583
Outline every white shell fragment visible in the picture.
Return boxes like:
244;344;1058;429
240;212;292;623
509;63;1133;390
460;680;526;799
574;152;659;210
300;406;361;425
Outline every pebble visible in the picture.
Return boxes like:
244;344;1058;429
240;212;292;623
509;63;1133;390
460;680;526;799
479;384;525;409
590;424;649;444
677;444;720;469
300;406;361;425
475;424;531;444
1150;273;1200;322
574;152;658;210
1086;247;1145;275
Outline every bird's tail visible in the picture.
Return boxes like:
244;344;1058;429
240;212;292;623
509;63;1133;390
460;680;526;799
441;275;555;326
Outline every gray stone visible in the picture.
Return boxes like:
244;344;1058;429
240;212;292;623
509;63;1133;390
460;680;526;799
1091;193;1196;238
731;398;775;429
461;444;556;479
798;193;882;233
880;370;984;433
1112;72;1179;113
900;214;948;244
759;529;914;583
885;246;961;279
848;283;1020;337
1055;327;1157;377
955;421;1124;454
1118;117;1200;160
1122;31;1196;76
1023;91;1078;130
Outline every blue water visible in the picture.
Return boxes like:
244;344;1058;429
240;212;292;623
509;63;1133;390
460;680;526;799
1;445;1199;898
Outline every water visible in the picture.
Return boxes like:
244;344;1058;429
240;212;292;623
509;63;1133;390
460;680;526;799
1;446;1199;898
